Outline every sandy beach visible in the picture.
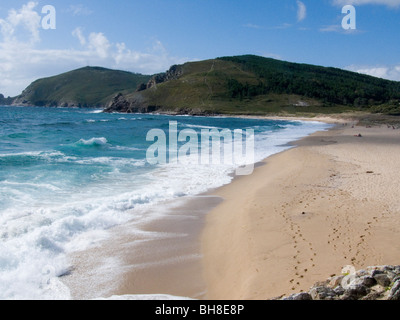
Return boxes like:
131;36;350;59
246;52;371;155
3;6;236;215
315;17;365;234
201;116;400;300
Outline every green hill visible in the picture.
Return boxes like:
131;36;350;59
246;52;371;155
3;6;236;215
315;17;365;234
104;55;400;116
11;55;400;115
13;66;151;108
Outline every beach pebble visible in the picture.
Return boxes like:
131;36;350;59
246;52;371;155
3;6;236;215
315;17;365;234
310;286;337;300
354;276;376;288
344;284;370;299
283;292;312;300
374;274;391;287
333;286;345;296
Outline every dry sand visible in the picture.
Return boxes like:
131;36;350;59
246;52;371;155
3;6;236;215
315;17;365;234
202;118;400;300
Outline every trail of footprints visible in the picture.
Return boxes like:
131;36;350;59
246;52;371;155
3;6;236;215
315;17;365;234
275;198;318;292
275;186;382;292
324;193;383;268
269;166;393;293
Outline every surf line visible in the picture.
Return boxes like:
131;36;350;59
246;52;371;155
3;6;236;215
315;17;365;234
146;121;255;175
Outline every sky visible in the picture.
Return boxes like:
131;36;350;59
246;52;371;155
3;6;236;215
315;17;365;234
0;0;400;96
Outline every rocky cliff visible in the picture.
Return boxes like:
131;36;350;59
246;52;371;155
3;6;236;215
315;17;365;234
0;94;13;105
103;64;185;114
140;64;183;91
104;92;160;113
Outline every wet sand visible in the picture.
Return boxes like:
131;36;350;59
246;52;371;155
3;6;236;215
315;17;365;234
63;195;222;299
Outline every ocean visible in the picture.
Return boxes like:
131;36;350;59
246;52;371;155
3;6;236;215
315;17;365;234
0;106;331;299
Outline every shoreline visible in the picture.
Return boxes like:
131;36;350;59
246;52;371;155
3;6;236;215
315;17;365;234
62;195;223;300
58;114;332;299
62;115;333;300
201;117;400;299
103;116;337;299
62;113;400;300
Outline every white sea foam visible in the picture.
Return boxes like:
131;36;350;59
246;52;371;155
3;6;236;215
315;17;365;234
87;110;103;114
183;123;223;130
109;145;141;151
0;150;64;158
2;180;61;191
77;137;108;146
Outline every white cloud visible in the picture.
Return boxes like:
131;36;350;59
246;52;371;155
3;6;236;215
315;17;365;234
319;24;362;34
0;1;41;44
67;4;93;16
243;22;292;30
297;1;307;22
319;25;341;32
332;0;400;8
346;64;400;81
72;27;86;46
0;2;187;97
274;23;292;29
88;32;110;59
243;23;262;29
112;39;186;75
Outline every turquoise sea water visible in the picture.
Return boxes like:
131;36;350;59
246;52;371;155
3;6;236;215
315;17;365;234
0;106;331;299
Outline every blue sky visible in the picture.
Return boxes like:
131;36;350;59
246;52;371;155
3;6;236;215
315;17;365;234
1;0;400;96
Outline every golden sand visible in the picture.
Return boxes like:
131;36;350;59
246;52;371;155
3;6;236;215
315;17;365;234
201;119;400;299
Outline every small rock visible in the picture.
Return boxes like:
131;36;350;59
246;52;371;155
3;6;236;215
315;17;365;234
339;292;358;300
355;269;368;277
374;274;391;287
371;269;385;277
333;286;345;296
361;290;386;300
388;280;400;300
329;275;345;288
358;276;376;288
386;271;399;282
344;284;370;299
382;265;395;273
313;280;330;287
283;292;312;300
310;286;337;300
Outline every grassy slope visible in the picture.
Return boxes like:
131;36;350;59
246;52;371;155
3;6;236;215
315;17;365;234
18;66;151;107
220;55;400;114
121;55;400;116
137;59;266;113
124;58;343;115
